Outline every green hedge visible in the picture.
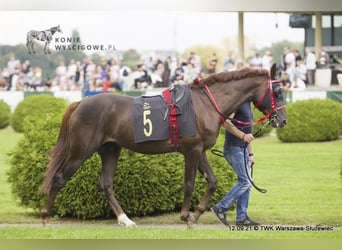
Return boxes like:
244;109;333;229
8;100;235;219
10;94;68;133
276;99;342;142
0;100;11;129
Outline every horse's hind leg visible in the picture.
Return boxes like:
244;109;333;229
193;153;217;221
181;149;201;226
41;157;85;225
98;143;136;227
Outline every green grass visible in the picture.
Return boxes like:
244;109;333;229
0;127;341;239
0;127;36;222
0;225;340;239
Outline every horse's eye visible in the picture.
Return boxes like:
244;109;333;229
273;85;282;98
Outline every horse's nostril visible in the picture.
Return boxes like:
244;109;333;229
283;120;287;125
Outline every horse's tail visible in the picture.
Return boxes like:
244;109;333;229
40;101;80;194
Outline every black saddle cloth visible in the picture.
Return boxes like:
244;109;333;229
133;85;196;143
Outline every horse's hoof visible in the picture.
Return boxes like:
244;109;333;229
183;214;197;228
41;208;49;226
42;217;49;227
186;221;197;229
118;214;137;227
41;214;49;226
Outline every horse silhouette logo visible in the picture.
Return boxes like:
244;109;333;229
26;25;62;54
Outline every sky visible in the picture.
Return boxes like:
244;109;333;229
0;11;304;53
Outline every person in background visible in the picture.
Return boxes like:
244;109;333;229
134;64;151;89
295;59;307;85
250;53;262;69
189;51;201;74
208;52;218;74
262;51;273;70
224;51;235;71
305;48;316;85
317;48;330;69
284;48;296;86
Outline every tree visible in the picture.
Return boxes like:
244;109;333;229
221;36;257;63
257;40;304;65
122;49;141;70
181;45;224;73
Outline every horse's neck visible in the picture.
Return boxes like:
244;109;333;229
212;78;260;117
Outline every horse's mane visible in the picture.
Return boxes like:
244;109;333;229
198;67;269;87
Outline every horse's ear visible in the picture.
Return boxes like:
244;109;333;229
270;63;277;80
270;63;282;80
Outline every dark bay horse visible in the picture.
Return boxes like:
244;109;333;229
40;64;287;227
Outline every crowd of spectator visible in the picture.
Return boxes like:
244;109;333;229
0;55;131;92
0;51;207;92
0;47;331;92
0;55;44;92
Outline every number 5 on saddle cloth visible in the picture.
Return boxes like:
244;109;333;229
133;85;196;148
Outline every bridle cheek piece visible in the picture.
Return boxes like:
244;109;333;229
253;78;285;123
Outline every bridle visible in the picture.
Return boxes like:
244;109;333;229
202;78;285;128
252;78;285;125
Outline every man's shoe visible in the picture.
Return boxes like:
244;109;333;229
236;216;260;226
211;206;229;226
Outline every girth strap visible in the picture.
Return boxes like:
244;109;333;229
162;87;180;149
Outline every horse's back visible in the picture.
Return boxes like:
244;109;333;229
68;93;134;144
74;93;133;122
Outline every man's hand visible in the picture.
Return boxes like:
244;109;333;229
242;133;254;143
249;155;255;165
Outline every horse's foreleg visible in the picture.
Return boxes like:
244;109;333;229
193;153;217;221
181;150;200;227
98;143;136;227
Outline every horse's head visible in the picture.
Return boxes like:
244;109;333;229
253;63;287;128
51;25;62;34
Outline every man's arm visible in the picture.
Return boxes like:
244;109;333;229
223;113;254;143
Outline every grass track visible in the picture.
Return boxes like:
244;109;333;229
0;127;341;239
